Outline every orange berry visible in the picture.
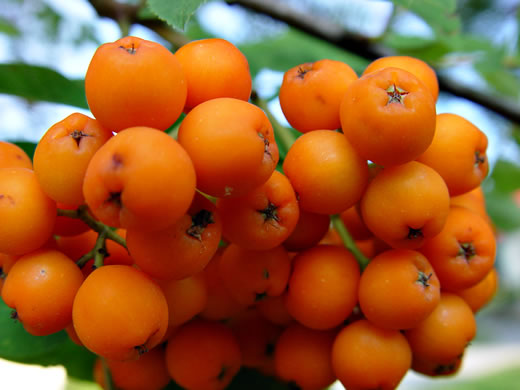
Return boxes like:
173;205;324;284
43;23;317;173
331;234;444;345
85;36;186;132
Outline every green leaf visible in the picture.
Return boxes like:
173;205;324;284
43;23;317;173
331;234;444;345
512;126;520;146
0;297;68;362
0;17;20;36
137;3;157;20
484;159;520;231
390;0;460;36
435;365;520;390
439;34;495;53
147;0;208;31
23;338;97;381
66;378;101;390
394;34;499;67
239;28;369;76
36;4;62;40
381;33;435;51
475;59;520;99
490;159;520;194
0;63;88;108
485;191;520;231
228;367;290;390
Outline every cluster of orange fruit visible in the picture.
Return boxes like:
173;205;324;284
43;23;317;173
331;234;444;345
0;35;497;390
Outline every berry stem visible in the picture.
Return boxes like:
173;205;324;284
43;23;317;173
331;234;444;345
331;214;370;270
101;357;114;390
93;230;108;269
57;205;127;249
75;230;108;269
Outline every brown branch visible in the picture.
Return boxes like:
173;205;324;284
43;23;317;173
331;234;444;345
87;0;139;22
227;0;520;124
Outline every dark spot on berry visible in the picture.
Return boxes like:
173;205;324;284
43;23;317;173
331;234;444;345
458;242;476;261
112;153;123;169
134;344;148;356
265;342;275;357
386;84;409;105
407;227;423;240
475;150;486;165
120;43;136;54
186;209;214;241
106;192;122;207
417;271;433;287
297;64;312;79
217;365;228;381
255;292;268;302
70;130;90;147
0;194;15;205
258;202;280;223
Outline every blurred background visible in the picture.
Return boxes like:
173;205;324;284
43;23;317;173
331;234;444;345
0;0;519;389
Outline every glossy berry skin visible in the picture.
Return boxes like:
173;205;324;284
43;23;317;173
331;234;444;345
178;97;278;198
85;36;187;132
2;249;84;336
332;320;412;390
72;265;169;361
165;319;242;390
340;67;436;166
33;113;113;206
0;168;57;255
83;126;196;232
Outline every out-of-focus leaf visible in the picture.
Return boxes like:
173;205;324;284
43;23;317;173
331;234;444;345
36;4;62;40
228;368;290;390
396;34;496;66
512;126;520;146
137;3;157;20
240;28;369;76
517;6;520;48
475;60;520;99
441;33;495;53
147;0;208;31
485;159;520;231
274;125;300;162
404;43;452;65
66;378;101;390
0;297;68;361
73;24;99;46
0;63;88;108
23;338;97;381
486;191;520;231
0;17;20;36
431;365;520;390
381;33;435;51
490;159;520;194
390;0;460;36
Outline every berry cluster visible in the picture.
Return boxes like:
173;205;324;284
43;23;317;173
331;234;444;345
0;36;497;390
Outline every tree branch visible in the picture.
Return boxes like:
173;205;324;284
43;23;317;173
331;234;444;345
227;0;520;124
